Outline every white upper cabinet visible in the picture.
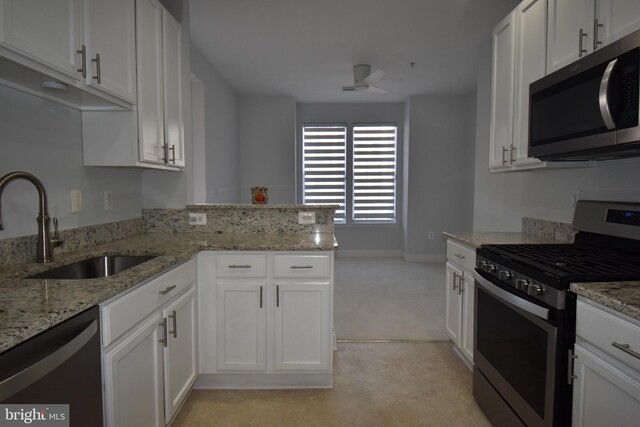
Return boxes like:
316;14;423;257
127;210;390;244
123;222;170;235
489;11;516;171
162;10;184;167
0;0;83;80
82;0;136;102
547;0;640;74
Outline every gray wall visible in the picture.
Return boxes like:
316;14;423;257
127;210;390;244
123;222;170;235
404;94;476;259
0;85;142;238
191;47;240;203
239;95;297;204
296;102;405;253
473;37;640;231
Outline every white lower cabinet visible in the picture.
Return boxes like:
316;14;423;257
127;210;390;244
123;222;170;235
198;251;334;388
445;240;476;367
102;258;198;426
572;298;640;426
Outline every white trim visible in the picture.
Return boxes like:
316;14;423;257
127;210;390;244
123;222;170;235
335;249;402;258
402;253;446;263
194;373;333;389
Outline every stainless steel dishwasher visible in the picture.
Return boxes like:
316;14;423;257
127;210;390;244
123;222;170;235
0;306;103;426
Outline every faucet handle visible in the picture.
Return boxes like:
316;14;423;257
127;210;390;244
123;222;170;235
51;217;64;249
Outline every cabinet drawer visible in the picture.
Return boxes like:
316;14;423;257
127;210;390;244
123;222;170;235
101;258;196;347
274;255;331;278
216;254;266;278
577;299;640;372
446;240;476;271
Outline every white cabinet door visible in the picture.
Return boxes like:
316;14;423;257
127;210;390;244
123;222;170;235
445;262;463;344
163;286;198;422
103;313;164;427
162;9;184;167
489;11;516;171
597;0;640;47
460;271;475;363
572;343;640;427
0;0;83;79
216;280;267;372
83;0;136;102
274;282;331;371
136;0;164;164
547;0;595;74
513;0;547;167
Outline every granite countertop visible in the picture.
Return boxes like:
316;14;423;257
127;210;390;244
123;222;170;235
443;231;563;249
0;231;338;354
571;282;640;322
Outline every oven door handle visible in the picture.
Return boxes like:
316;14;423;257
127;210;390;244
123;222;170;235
474;271;549;320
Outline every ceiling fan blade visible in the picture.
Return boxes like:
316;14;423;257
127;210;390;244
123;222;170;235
364;69;385;85
363;85;389;94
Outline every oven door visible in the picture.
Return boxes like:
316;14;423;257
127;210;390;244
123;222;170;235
473;270;557;427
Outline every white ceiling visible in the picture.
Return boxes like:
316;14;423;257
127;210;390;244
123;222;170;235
189;0;519;103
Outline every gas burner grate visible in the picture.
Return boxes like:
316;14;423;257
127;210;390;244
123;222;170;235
482;244;640;280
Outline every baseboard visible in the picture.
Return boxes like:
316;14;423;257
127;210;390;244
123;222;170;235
335;249;403;258
402;254;446;263
194;373;333;389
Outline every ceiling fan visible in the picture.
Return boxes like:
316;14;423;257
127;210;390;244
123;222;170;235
342;64;389;94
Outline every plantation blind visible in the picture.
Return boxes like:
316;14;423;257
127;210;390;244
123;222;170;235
352;124;397;223
302;125;347;223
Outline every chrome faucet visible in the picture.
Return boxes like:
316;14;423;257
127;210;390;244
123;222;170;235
0;171;63;263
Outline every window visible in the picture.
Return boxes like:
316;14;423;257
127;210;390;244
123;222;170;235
302;123;397;224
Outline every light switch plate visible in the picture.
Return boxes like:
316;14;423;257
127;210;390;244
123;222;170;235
189;212;207;225
298;211;316;224
70;190;82;214
104;191;113;211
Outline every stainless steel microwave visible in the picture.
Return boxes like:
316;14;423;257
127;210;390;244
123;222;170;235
528;29;640;161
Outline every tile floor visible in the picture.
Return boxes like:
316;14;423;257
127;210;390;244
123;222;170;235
173;258;489;426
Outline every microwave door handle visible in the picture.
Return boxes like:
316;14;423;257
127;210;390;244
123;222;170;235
599;58;618;130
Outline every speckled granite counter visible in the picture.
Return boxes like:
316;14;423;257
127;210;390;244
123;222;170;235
0;231;338;354
571;282;640;322
443;231;564;249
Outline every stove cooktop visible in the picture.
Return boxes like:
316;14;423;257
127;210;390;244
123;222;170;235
477;243;640;284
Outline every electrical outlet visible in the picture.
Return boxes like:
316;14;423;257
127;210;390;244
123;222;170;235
298;212;316;224
428;231;435;240
104;191;113;211
189;212;207;225
70;190;82;213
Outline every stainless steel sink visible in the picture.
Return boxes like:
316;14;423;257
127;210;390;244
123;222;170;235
26;255;157;280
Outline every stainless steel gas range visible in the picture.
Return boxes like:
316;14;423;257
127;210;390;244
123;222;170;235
473;200;640;427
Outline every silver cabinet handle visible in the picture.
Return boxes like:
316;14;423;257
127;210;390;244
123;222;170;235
276;285;280;307
501;146;508;165
259;286;263;308
159;318;167;347
458;273;464;295
454;253;465;260
510;144;516;163
593;18;603;50
76;44;87;78
290;265;313;269
169;145;176;164
162;144;168;163
612;342;640;360
599;58;618;130
229;264;251;269
169;310;177;339
452;272;459;291
91;53;101;83
579;28;588;57
567;349;578;384
159;285;176;295
0;320;97;401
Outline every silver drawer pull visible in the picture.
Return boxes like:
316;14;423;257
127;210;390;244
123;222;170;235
159;285;176;295
612;342;640;360
290;265;313;269
454;254;466;260
228;264;251;269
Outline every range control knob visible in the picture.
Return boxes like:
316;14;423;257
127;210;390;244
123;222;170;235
515;279;530;291
498;270;513;281
527;284;543;296
478;260;487;269
484;263;497;273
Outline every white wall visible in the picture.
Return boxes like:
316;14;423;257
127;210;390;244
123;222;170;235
404;94;476;259
0;86;142;238
239;95;297;204
297;102;405;253
190;47;240;203
473;37;640;231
